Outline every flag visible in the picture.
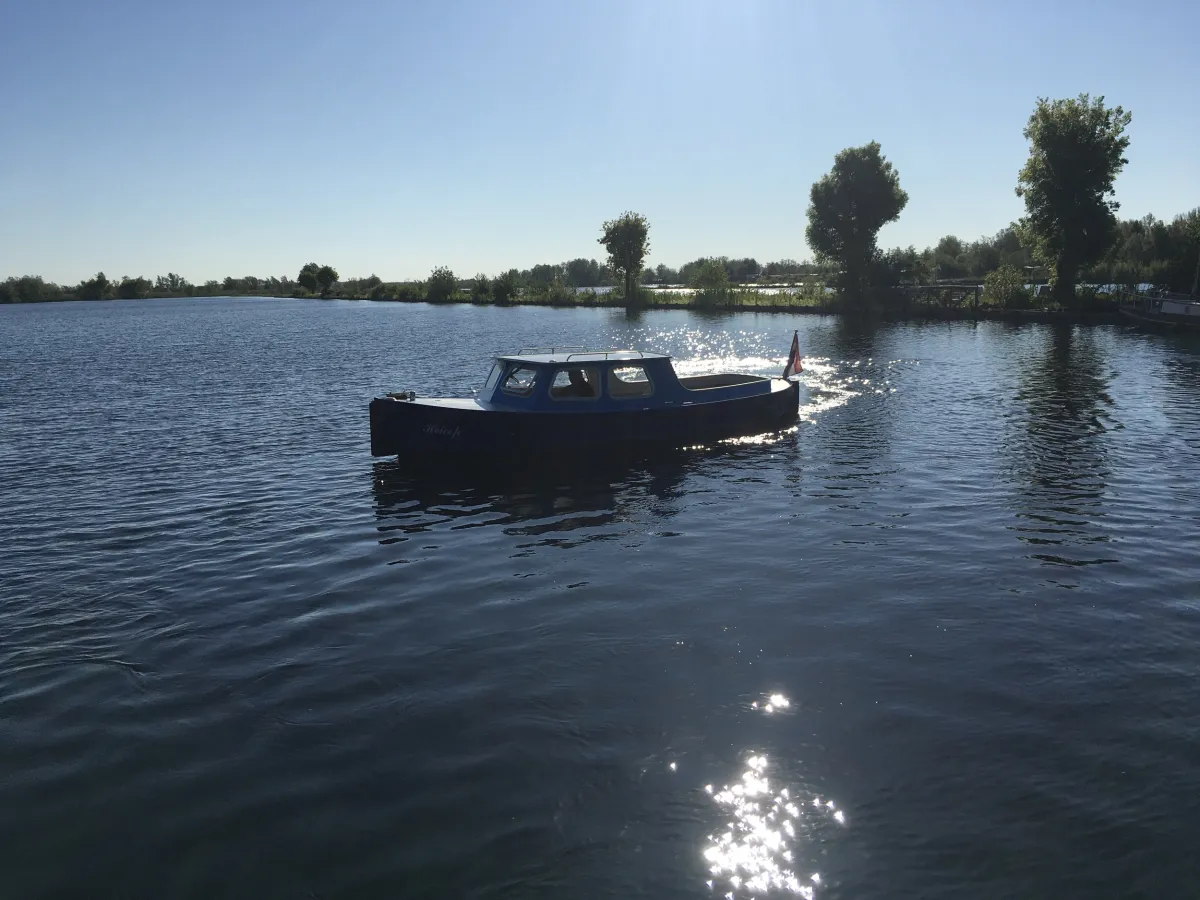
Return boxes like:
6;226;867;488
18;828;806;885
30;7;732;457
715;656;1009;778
782;330;803;379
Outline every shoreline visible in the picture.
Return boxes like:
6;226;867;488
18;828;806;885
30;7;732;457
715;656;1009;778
0;292;1130;325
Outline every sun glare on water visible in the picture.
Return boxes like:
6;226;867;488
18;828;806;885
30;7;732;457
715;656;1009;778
702;753;844;898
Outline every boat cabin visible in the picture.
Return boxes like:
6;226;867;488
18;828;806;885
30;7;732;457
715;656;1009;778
478;349;773;412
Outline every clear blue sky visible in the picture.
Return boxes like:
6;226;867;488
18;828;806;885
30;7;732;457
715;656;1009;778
2;0;1197;284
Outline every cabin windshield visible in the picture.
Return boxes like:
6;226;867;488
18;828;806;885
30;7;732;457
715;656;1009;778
483;362;502;394
501;365;539;397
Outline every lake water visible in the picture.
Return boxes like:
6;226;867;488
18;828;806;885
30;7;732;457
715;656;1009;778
2;298;1198;899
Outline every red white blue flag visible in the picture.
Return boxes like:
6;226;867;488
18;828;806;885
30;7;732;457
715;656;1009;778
782;330;803;379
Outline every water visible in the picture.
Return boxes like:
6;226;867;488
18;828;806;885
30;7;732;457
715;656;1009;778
2;298;1199;899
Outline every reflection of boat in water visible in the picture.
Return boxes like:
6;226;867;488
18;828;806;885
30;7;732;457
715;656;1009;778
1118;291;1200;330
370;433;799;551
369;343;802;459
370;452;691;550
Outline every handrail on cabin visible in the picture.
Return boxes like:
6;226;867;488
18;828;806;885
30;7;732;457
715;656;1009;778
510;347;650;362
564;349;646;361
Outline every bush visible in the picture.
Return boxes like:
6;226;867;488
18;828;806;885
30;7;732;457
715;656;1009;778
983;264;1032;309
690;258;731;308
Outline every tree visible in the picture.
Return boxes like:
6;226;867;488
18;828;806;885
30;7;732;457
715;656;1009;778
598;211;650;307
565;258;607;287
765;259;808;278
316;265;338;297
426;266;457;303
527;263;561;286
983;264;1032;309
116;276;152;299
155;273;190;293
1016;94;1131;306
77;272;110;301
935;235;963;258
492;269;518;306
1185;209;1200;296
471;273;492;303
806;141;908;304
690;258;731;307
4;275;50;303
297;262;320;294
725;257;760;283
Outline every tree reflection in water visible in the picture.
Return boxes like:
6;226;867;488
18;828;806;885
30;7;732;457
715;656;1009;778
1008;325;1117;567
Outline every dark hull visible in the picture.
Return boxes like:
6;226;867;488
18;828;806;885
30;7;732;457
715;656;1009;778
370;381;800;458
1119;308;1200;331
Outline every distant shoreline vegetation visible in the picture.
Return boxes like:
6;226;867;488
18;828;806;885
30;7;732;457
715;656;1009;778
0;272;1146;323
5;95;1197;313
3;214;1193;315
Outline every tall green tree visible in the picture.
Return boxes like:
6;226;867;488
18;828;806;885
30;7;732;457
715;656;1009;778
116;276;152;299
297;262;320;294
77;272;111;301
806;142;908;304
598;211;650;307
565;258;607;287
316;265;338;297
426;266;458;303
1186;210;1200;296
1015;94;1131;306
470;273;492;303
155;273;190;293
492;269;518;306
3;275;53;303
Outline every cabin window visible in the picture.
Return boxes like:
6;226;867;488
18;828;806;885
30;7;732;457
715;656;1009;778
501;365;539;397
550;366;599;400
483;363;502;394
608;364;653;398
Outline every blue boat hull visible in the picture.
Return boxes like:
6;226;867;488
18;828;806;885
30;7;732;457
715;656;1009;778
369;381;800;458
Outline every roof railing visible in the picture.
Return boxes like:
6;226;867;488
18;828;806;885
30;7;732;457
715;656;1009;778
564;349;646;361
515;346;588;355
508;347;651;361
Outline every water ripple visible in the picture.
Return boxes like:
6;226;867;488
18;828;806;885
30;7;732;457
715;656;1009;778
2;302;1199;898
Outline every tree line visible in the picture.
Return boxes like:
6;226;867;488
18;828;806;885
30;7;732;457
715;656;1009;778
800;95;1197;310
0;255;826;305
4;93;1197;308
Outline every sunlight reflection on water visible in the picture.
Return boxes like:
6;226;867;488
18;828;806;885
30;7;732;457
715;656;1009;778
796;357;861;422
703;753;844;898
672;355;784;377
669;350;866;429
751;693;792;714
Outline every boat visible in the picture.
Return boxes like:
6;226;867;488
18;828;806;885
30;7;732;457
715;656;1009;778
369;344;802;458
1118;290;1200;330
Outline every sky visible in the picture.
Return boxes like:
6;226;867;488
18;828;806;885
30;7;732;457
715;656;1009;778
2;0;1198;284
